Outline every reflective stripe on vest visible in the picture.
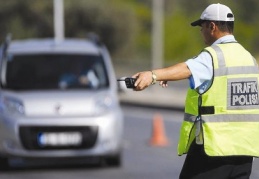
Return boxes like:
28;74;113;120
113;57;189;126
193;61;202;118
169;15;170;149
212;45;259;76
178;43;259;157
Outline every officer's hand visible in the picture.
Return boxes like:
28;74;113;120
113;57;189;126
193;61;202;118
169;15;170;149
132;71;152;91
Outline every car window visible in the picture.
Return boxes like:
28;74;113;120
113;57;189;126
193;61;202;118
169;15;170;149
4;54;109;90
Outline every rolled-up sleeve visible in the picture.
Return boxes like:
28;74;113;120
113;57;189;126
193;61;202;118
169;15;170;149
185;52;213;89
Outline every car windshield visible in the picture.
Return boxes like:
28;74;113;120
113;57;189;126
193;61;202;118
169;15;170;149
4;54;109;91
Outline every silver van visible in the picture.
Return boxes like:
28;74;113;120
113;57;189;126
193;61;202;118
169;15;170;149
0;36;124;169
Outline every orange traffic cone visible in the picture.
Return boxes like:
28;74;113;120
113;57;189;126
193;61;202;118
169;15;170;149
149;113;169;147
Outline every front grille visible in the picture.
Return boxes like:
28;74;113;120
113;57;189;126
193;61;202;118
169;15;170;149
19;126;98;150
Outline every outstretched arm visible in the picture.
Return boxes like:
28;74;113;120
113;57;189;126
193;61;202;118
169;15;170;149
132;62;191;91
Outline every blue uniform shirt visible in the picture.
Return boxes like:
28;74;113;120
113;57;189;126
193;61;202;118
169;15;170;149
185;35;237;93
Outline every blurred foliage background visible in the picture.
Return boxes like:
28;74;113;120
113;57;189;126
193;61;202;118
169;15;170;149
0;0;259;75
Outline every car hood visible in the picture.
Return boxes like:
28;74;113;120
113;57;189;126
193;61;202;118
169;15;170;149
1;90;117;117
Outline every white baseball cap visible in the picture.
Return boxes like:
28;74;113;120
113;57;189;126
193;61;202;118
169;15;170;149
191;3;234;26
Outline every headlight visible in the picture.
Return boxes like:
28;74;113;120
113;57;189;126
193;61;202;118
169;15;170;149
3;97;25;116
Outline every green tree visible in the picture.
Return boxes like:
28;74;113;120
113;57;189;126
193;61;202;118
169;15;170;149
1;0;259;65
0;0;53;41
0;0;138;59
65;0;137;58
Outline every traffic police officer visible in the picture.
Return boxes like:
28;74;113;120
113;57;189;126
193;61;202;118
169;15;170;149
132;3;259;179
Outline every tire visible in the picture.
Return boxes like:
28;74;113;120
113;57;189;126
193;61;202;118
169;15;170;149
104;153;122;167
0;157;9;171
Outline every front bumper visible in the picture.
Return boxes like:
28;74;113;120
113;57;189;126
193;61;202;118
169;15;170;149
0;111;123;158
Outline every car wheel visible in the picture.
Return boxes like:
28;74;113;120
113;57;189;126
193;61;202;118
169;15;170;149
104;153;122;167
0;157;9;171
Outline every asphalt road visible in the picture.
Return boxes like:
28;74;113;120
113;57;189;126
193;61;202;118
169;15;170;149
0;105;258;179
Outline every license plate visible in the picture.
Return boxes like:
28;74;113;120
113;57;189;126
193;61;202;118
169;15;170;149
37;132;82;147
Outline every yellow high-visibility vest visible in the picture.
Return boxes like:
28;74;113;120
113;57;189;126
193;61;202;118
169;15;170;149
178;43;259;156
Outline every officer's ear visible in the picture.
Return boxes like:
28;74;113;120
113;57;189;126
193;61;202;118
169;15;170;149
209;22;217;32
209;22;215;29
